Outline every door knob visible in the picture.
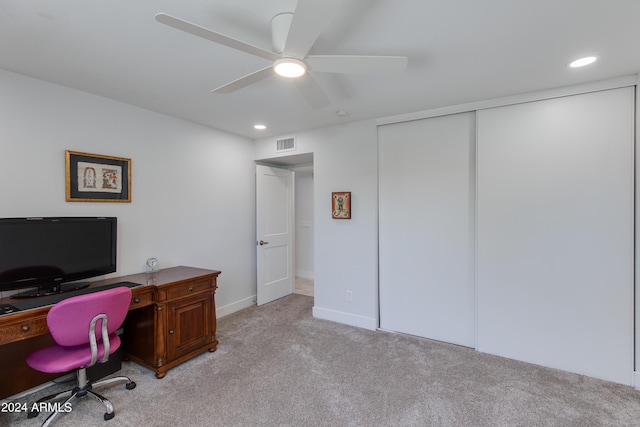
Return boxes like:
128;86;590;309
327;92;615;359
258;240;269;246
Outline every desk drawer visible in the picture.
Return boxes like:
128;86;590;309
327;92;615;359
130;291;154;309
0;316;48;343
165;279;211;300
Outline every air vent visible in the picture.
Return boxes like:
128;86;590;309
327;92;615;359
276;137;296;152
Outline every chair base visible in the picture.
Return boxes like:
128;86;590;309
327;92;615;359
28;370;136;426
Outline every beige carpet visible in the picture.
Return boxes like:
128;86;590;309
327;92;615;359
3;294;640;426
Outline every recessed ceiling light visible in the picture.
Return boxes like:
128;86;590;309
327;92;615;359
569;56;597;68
274;58;306;78
254;124;266;130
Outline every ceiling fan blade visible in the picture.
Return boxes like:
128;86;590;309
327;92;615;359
212;66;274;94
292;74;331;109
306;55;408;74
156;13;280;62
283;0;342;58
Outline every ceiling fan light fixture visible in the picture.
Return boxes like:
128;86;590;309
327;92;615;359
274;58;306;78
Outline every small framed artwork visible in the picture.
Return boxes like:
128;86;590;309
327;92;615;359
332;191;351;219
66;150;131;202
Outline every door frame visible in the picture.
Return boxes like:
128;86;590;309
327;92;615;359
255;153;314;304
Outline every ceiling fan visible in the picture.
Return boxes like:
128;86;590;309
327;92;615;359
155;0;408;109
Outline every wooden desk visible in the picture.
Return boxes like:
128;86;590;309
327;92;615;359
0;266;220;399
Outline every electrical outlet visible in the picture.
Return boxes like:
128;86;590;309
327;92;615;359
346;290;353;302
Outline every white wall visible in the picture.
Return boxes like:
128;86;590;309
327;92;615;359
255;120;379;329
0;69;257;316
636;78;640;387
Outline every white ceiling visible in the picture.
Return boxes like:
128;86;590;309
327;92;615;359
1;0;639;139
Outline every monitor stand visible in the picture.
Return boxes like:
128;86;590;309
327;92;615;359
11;282;91;298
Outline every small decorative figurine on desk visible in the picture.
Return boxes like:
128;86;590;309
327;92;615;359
145;258;160;285
145;257;159;273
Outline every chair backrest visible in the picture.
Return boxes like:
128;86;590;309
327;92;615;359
47;287;132;348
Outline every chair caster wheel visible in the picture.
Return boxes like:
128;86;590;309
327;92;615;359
104;412;115;421
126;381;136;390
27;410;39;419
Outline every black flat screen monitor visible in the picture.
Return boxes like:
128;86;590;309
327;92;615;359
0;217;117;297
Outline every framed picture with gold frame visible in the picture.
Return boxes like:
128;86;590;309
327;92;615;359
66;150;131;202
332;191;351;219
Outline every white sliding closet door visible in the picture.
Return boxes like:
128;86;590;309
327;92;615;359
476;87;634;385
379;112;475;347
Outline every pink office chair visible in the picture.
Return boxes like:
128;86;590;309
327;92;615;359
26;287;136;426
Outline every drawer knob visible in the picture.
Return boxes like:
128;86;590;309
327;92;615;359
188;287;194;292
133;297;140;303
21;325;30;332
169;330;174;334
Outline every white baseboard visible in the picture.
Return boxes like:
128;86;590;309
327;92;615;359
216;295;255;318
312;306;377;331
295;270;314;280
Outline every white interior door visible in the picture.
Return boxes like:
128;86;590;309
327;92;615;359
256;164;294;305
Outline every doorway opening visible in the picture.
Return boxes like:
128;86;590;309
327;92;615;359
256;153;314;300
